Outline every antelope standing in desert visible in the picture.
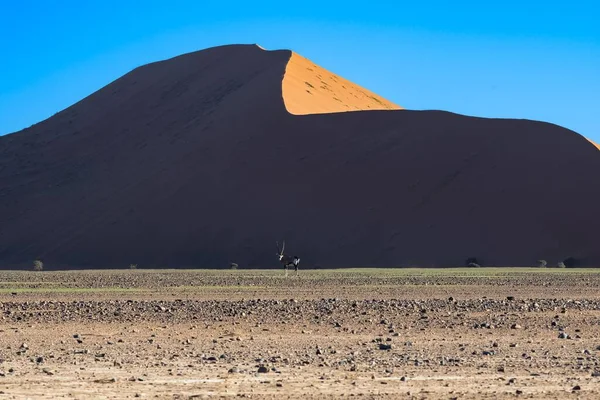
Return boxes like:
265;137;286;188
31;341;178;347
276;241;300;277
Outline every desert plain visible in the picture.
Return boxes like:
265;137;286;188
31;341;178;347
1;268;600;399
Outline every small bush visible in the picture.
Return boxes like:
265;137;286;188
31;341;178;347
465;258;481;268
230;263;239;270
537;260;548;268
557;262;566;268
33;260;44;272
562;257;580;268
129;264;138;269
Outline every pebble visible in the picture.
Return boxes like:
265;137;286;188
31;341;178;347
94;377;117;383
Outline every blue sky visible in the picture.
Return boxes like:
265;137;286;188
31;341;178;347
1;1;598;140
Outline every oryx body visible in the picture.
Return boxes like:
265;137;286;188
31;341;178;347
276;241;300;276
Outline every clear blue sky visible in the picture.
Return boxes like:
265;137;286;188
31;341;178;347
1;1;598;140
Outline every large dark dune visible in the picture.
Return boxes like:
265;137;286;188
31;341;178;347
0;44;598;269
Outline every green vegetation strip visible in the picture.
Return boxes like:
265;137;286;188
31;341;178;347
0;288;150;294
220;268;597;279
43;267;599;275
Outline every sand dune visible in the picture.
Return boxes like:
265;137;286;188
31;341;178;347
282;52;401;114
0;44;598;269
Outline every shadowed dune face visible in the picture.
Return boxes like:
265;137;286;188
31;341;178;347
282;52;401;115
0;44;598;269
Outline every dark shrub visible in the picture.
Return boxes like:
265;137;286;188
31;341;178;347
466;257;481;267
562;257;580;268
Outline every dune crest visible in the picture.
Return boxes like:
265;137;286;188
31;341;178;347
282;52;401;115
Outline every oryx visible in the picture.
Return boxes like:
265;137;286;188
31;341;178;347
276;241;300;277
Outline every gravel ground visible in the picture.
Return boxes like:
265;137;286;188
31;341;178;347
1;269;600;399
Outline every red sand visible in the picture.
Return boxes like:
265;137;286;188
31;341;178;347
0;44;598;269
282;52;401;114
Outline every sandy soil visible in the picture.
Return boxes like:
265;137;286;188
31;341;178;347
2;269;600;399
